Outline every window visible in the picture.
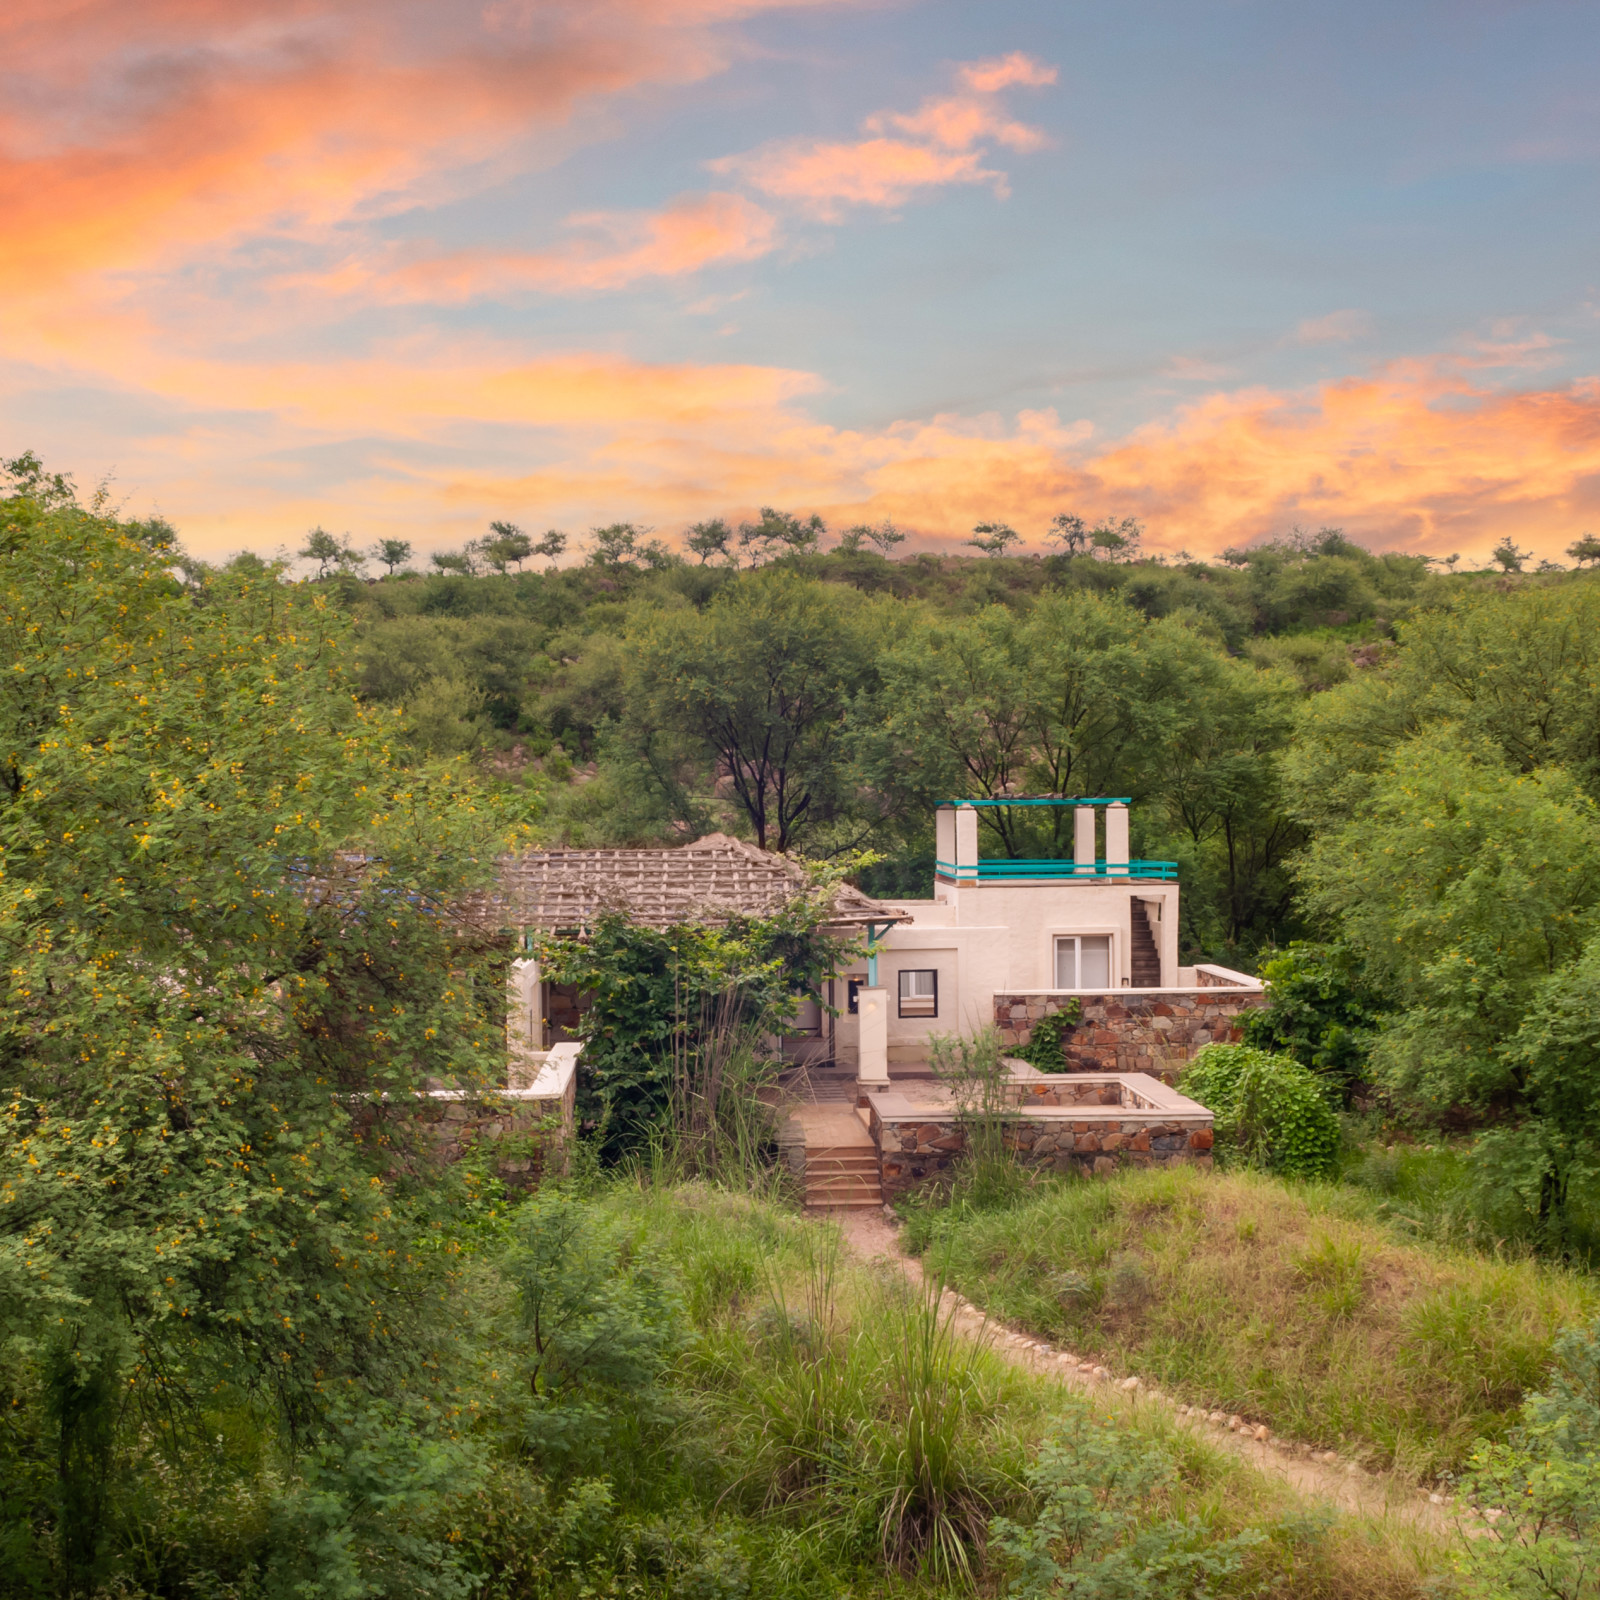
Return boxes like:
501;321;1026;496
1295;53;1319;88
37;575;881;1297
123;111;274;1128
847;978;862;1014
898;968;938;1018
1055;935;1111;990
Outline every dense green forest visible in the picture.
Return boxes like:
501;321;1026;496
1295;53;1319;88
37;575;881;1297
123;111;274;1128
12;455;1600;1597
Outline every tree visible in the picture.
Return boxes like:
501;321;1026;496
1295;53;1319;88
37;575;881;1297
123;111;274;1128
0;490;505;1572
965;521;1020;558
371;537;413;574
1567;534;1600;568
431;547;478;576
868;591;1223;859
1157;656;1304;951
484;521;533;572
837;519;907;557
1296;727;1600;1119
622;571;879;852
300;526;364;578
588;523;644;567
2;449;76;509
1090;516;1143;562
685;518;733;564
532;528;568;566
1493;535;1531;572
1281;581;1600;831
737;507;825;565
1047;513;1090;555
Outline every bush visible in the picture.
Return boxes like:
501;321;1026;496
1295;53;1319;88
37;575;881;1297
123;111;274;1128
990;1418;1261;1599
1241;941;1379;1102
1456;1317;1600;1598
1181;1045;1340;1180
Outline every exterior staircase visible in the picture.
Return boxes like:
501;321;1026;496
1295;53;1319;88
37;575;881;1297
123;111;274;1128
790;1104;883;1209
804;1145;884;1208
1131;902;1162;987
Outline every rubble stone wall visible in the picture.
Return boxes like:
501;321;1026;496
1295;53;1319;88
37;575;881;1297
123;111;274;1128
994;987;1264;1077
867;1106;1214;1198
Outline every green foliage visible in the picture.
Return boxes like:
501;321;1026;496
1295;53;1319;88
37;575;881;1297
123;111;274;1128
619;570;884;852
263;1402;479;1600
1241;942;1379;1099
1182;1045;1341;1179
0;488;509;1583
1296;727;1600;1115
1009;1003;1081;1071
497;1192;685;1474
540;896;848;1158
989;1419;1261;1599
1456;1318;1600;1599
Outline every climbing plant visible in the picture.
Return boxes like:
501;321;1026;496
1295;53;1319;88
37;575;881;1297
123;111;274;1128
1011;1002;1083;1072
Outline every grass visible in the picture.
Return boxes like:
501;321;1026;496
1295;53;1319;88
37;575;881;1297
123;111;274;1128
604;1179;1446;1598
901;1162;1596;1481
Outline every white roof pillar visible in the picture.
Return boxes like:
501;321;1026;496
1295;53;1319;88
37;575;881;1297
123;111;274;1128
1105;802;1129;874
1074;805;1097;873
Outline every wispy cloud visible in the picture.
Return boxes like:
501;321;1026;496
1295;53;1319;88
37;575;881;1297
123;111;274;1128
1293;309;1374;345
307;192;780;303
710;52;1055;218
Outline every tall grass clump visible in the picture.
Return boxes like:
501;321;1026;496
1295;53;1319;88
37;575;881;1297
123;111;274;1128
697;1226;1027;1585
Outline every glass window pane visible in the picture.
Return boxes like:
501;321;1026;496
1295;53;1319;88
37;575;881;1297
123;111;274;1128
1054;938;1077;989
1081;935;1111;989
898;969;937;1017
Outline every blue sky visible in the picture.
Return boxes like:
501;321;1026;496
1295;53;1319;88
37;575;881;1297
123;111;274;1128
3;0;1597;561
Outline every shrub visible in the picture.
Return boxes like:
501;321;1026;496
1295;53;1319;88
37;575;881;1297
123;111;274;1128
1181;1045;1340;1180
989;1418;1261;1599
1240;941;1379;1101
1456;1317;1600;1599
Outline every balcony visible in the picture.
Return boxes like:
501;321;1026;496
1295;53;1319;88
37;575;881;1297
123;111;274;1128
935;858;1179;882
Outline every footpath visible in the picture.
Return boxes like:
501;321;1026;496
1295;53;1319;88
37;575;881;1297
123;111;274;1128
829;1206;1457;1534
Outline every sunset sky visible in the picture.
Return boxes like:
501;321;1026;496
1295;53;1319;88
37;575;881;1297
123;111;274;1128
4;0;1599;565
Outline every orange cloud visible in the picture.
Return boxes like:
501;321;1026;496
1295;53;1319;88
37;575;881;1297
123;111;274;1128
959;52;1060;94
63;344;1595;565
711;138;1004;214
0;0;834;304
710;51;1055;215
381;193;778;300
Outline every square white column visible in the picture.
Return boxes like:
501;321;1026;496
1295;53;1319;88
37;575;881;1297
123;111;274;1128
855;986;890;1092
1105;802;1130;874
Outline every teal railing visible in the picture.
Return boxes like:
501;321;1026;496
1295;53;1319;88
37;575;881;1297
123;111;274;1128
935;858;1179;882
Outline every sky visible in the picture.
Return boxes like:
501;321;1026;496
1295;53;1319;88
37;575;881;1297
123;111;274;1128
3;0;1599;566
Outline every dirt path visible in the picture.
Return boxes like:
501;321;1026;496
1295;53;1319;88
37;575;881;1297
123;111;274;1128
826;1206;1453;1533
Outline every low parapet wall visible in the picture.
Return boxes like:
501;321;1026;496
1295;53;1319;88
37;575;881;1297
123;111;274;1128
865;1070;1213;1198
995;968;1264;1078
422;1042;580;1187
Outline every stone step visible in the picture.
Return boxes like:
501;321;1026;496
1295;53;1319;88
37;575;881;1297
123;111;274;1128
806;1183;884;1208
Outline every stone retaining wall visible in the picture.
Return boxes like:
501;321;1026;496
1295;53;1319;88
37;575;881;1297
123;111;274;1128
995;979;1263;1077
864;1072;1214;1198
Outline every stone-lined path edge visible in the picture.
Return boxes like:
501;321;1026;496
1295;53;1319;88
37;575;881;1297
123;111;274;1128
825;1207;1461;1535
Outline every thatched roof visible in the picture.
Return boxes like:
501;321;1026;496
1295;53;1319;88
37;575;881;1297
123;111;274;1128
467;833;906;934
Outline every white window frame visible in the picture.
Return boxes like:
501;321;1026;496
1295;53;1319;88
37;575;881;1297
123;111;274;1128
897;968;939;1018
1052;932;1116;991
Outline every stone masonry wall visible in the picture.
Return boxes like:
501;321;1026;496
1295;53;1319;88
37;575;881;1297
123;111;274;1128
869;1108;1214;1198
995;988;1264;1078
